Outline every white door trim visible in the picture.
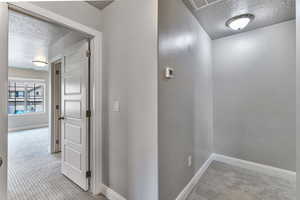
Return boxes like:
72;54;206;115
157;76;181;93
50;59;62;154
0;3;8;200
6;2;103;195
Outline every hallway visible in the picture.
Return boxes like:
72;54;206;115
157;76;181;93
8;128;106;200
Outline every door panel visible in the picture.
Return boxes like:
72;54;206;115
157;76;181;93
61;40;90;191
64;74;82;94
64;100;82;118
64;147;81;169
65;123;82;144
0;3;8;200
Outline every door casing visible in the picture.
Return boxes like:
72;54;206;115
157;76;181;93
0;2;103;198
50;60;62;153
0;3;8;200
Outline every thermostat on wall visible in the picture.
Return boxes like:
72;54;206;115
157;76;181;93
165;67;174;79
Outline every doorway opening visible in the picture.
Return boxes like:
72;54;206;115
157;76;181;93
7;8;103;200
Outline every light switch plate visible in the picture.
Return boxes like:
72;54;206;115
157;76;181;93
112;101;120;112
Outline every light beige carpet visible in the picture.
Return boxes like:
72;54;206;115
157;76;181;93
187;161;296;200
8;128;107;200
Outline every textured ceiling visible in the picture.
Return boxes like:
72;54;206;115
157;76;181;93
87;1;113;10
9;10;70;70
184;0;296;39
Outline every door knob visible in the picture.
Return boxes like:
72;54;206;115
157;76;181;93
0;157;3;167
58;117;65;120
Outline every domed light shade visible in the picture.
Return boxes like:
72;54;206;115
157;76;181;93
226;14;255;31
32;60;48;67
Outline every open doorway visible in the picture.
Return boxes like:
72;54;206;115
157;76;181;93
6;8;103;200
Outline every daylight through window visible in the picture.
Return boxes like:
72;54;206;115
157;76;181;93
8;79;45;115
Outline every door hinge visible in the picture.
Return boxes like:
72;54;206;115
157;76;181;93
56;139;59;145
86;110;92;118
56;105;60;110
56;70;60;75
86;171;91;178
86;50;91;57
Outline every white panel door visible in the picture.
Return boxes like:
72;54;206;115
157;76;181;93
61;40;90;191
0;3;8;200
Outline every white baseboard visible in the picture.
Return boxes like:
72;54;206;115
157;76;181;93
8;124;49;132
175;154;214;200
100;184;127;200
212;154;296;182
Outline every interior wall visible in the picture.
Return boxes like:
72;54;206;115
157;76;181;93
31;2;102;32
213;20;296;171
8;68;49;132
102;0;158;200
158;0;213;199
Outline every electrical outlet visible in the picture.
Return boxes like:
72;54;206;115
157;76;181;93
188;155;193;167
164;67;175;79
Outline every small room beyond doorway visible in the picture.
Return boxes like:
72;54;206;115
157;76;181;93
7;9;102;200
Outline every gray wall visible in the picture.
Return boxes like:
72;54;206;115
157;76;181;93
158;0;213;199
8;68;49;131
213;20;296;171
102;1;158;200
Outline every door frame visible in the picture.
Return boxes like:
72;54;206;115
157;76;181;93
50;59;62;154
5;2;103;196
0;3;8;200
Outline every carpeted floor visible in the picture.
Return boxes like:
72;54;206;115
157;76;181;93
8;128;107;200
187;161;296;200
8;128;295;200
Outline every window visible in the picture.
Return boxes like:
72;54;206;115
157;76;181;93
8;79;46;115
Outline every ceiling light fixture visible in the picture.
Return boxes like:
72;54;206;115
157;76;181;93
32;60;48;67
226;14;255;31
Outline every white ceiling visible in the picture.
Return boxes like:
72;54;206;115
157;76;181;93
184;0;296;39
87;1;113;10
9;10;70;70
